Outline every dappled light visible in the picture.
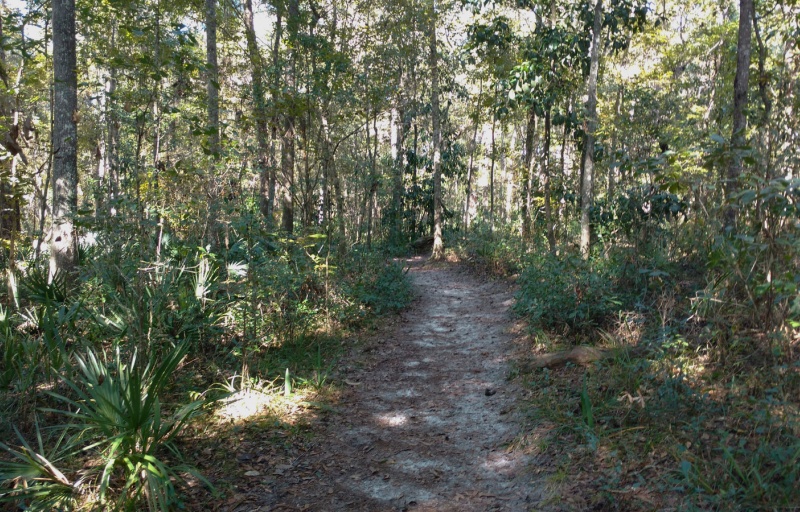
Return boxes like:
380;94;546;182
0;0;798;507
374;411;410;427
219;259;538;510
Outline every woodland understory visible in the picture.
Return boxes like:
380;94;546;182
0;0;798;509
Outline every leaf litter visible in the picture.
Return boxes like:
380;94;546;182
217;256;544;511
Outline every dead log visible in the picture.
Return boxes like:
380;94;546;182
529;345;648;369
410;235;434;252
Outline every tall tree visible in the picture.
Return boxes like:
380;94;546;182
725;0;753;226
521;106;535;240
391;76;405;244
281;0;300;234
580;0;602;259
0;11;20;243
243;0;273;220
429;0;443;260
205;0;219;156
50;0;78;278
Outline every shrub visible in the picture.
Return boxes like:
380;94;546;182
0;342;207;511
514;253;631;338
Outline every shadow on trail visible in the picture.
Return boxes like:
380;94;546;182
232;258;541;511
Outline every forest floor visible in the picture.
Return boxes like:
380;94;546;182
202;256;542;511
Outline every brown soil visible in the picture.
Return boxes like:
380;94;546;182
222;257;541;511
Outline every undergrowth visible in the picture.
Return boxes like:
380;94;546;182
0;218;411;511
462;178;800;511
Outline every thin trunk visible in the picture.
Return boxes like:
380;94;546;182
281;121;295;233
302;103;313;227
725;0;753;227
152;5;161;169
752;8;771;174
281;0;298;234
366;113;378;250
558;100;570;246
430;1;443;260
521;106;535;239
561;97;569;176
205;0;219;156
244;0;271;219
543;108;555;253
36;18;52;261
391;82;405;243
411;121;418;239
464;80;482;234
106;25;119;200
267;11;283;220
489;89;497;237
580;0;602;259
500;124;509;221
331;154;346;254
608;85;622;199
50;0;78;278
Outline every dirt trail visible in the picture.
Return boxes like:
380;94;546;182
270;258;537;511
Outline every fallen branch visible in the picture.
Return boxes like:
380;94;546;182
528;345;648;369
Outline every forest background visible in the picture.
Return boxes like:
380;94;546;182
0;0;798;509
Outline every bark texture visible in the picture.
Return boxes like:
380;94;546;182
244;0;273;220
725;0;753;226
580;0;602;259
205;0;219;156
50;0;78;279
429;2;443;260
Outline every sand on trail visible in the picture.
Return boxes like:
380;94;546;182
269;257;538;511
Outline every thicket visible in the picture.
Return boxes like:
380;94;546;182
0;207;411;510
457;167;800;509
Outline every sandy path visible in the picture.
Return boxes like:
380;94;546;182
269;258;536;511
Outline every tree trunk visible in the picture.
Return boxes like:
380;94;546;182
411;121;418;239
521;106;535;239
50;0;78;279
580;0;602;259
725;0;753;228
365;113;378;250
489;88;497;237
543;108;555;253
391;84;405;244
244;0;272;220
464;80;482;234
608;85;622;199
281;0;299;234
268;10;283;221
281;121;295;234
205;0;219;156
429;1;443;260
751;7;772;182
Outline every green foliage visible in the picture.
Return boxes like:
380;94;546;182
340;249;413;319
0;342;207;511
47;342;204;510
694;176;800;337
515;252;632;338
0;424;79;511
